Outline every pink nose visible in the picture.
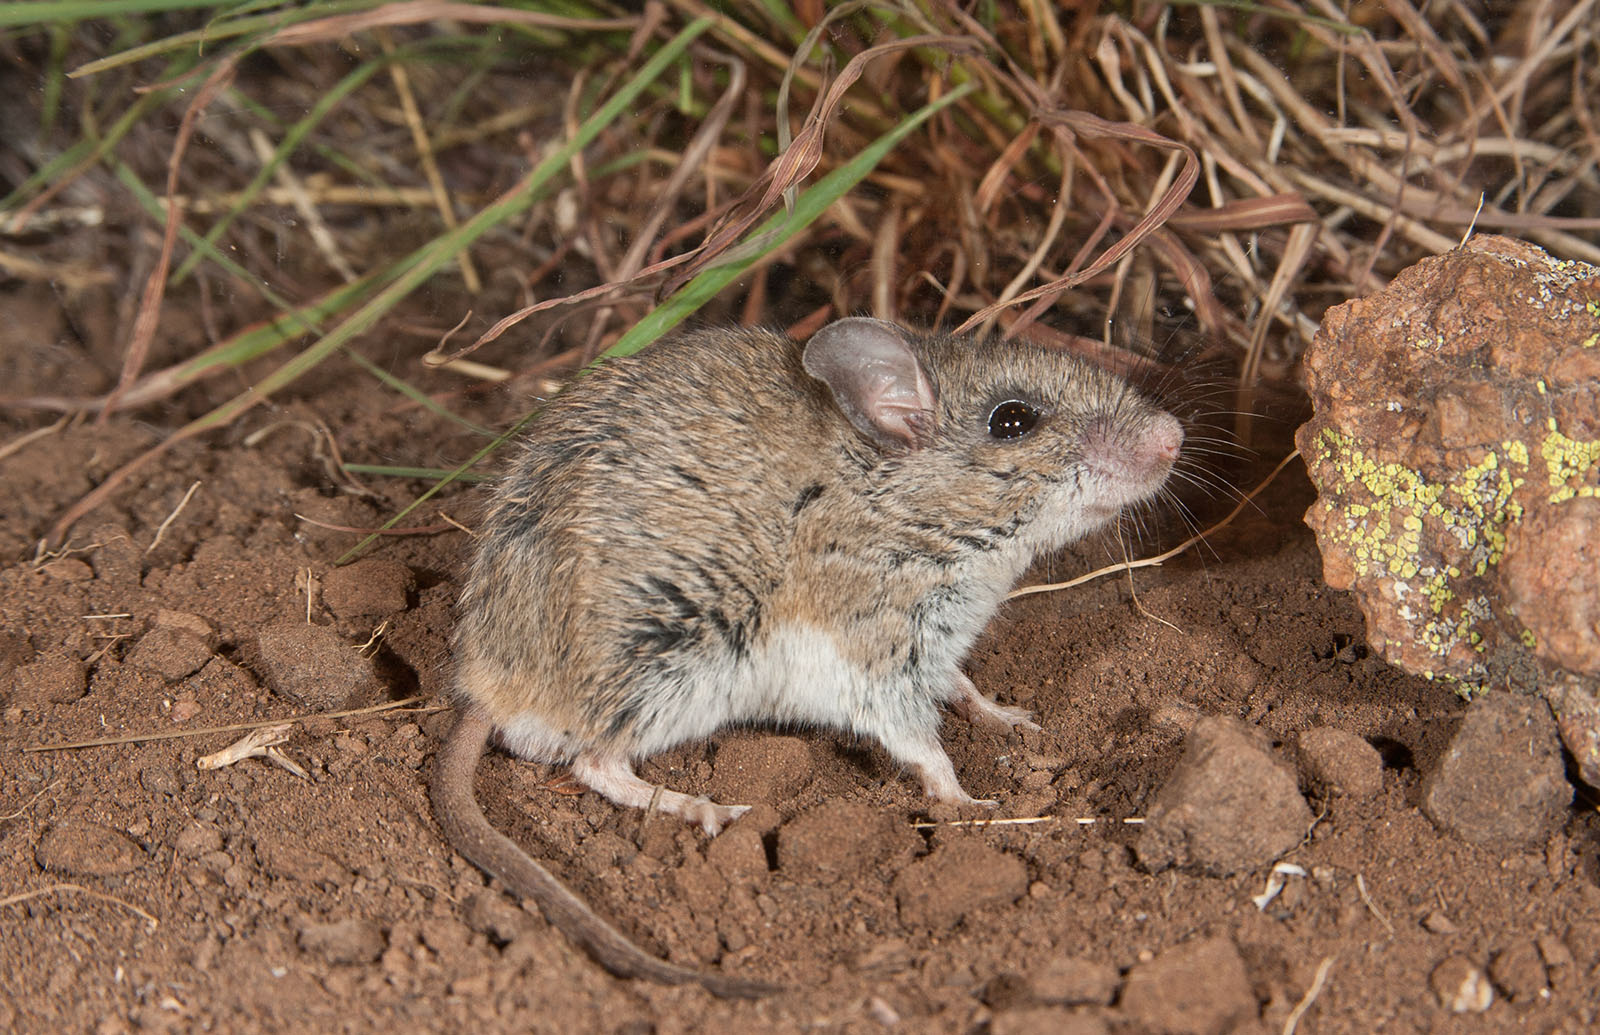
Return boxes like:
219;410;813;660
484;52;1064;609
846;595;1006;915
1148;413;1184;462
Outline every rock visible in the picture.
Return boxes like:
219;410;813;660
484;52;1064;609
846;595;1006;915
1119;936;1255;1035
1294;235;1600;772
125;611;216;682
1430;955;1493;1013
321;559;413;621
708;735;814;804
11;655;88;707
1296;726;1383;798
1029;954;1120;1006
36;821;146;876
892;838;1027;930
778;800;909;880
255;620;375;710
1419;691;1570;846
1488;939;1548;1002
298;919;386;965
1137;717;1312;876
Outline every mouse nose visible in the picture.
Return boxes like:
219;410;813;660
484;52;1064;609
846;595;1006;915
1148;412;1183;462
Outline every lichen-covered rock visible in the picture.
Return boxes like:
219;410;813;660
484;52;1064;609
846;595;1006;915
1294;235;1600;784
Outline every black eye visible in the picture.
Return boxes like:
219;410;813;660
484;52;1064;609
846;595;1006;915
988;399;1040;440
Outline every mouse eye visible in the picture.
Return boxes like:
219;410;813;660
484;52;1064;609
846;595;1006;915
987;399;1040;440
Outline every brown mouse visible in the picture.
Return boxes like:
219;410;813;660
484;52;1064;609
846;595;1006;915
431;317;1183;997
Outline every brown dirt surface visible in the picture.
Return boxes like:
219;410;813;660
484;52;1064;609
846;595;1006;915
2;302;1598;1034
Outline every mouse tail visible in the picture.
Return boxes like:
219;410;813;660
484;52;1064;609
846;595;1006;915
430;705;782;999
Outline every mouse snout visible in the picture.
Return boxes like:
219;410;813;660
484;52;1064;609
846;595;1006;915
1080;409;1183;487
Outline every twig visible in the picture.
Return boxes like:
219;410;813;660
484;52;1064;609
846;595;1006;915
146;481;202;555
23;695;432;753
0;883;159;928
1282;957;1334;1035
0;414;72;462
1356;872;1395;937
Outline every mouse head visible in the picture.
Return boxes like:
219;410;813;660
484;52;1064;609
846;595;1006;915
801;317;1184;552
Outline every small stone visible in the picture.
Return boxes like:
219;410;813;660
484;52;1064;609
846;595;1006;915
1430;955;1493;1013
1296;726;1383;798
1029;955;1120;1006
1421;910;1459;935
1119;936;1255;1035
1137;717;1312;876
255;621;375;710
1420;691;1570;847
298;919;386;965
892;839;1027;930
1488;939;1548;1002
36;822;146;876
709;735;814;804
174;823;224;858
170;699;201;722
11;655;88;707
321;559;414;621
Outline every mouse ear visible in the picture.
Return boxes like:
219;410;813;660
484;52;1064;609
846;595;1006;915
802;318;937;450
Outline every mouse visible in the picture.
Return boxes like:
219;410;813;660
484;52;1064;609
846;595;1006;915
430;317;1184;997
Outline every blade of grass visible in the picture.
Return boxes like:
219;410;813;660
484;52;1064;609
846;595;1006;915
50;16;714;547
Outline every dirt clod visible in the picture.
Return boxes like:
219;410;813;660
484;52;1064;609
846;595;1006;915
10;655;87;707
1137;717;1312;876
36;821;145;876
1118;936;1255;1035
1028;954;1120;1006
778;800;909;879
1419;691;1570;846
1488;938;1548;1002
990;1006;1109;1035
299;918;387;965
1296;726;1383;799
125;610;216;682
255;620;375;710
322;559;414;621
892;838;1027;930
709;735;814;803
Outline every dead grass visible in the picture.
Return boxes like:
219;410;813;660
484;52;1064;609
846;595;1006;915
0;0;1595;544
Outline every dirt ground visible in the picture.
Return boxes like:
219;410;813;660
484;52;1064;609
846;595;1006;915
1;278;1597;1035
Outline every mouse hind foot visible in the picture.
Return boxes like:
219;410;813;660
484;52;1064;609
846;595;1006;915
571;752;750;836
950;673;1041;732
